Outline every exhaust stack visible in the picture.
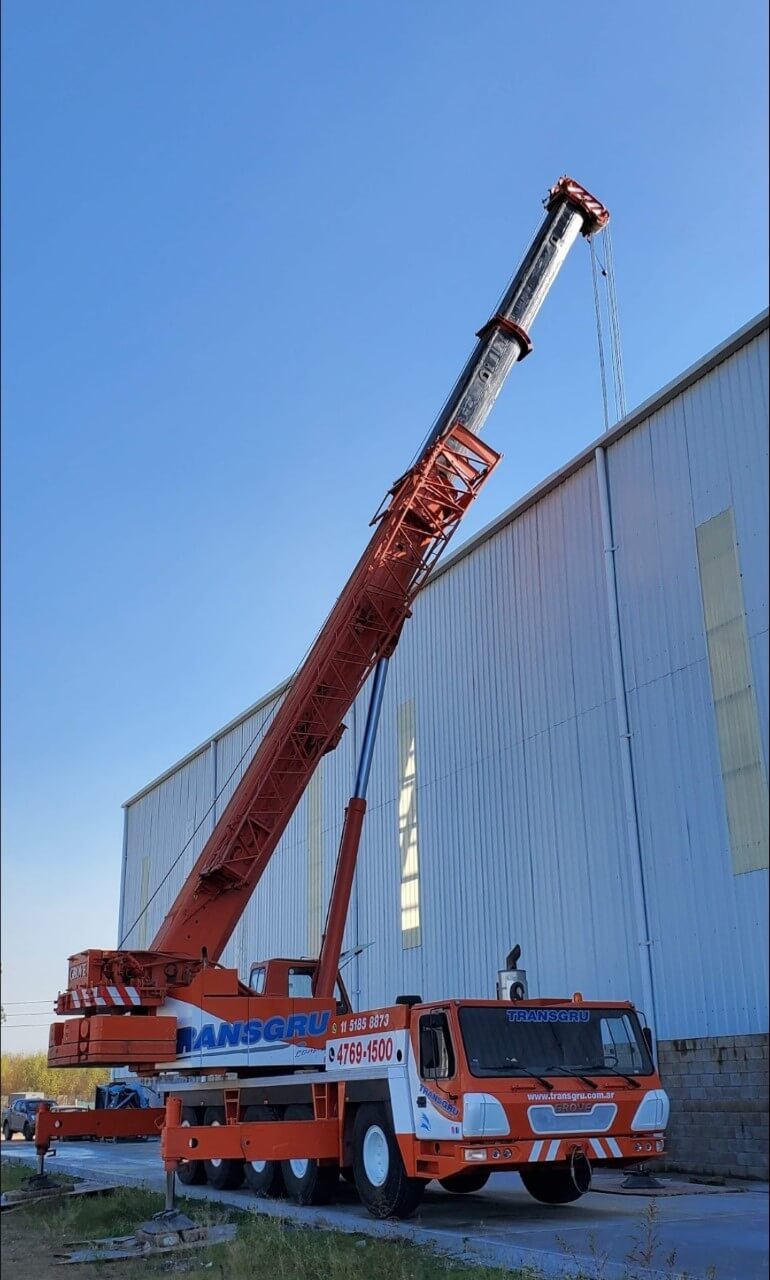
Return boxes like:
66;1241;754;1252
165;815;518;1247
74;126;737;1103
497;943;528;1001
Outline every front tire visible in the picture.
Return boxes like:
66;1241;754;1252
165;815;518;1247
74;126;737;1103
176;1107;206;1186
352;1104;425;1220
280;1105;338;1205
23;1122;34;1142
520;1164;587;1205
242;1105;285;1198
439;1169;490;1194
203;1107;244;1190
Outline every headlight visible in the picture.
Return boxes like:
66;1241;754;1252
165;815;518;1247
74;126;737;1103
631;1089;670;1132
462;1094;510;1137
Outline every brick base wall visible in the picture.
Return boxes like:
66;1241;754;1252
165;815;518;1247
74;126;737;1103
657;1033;768;1180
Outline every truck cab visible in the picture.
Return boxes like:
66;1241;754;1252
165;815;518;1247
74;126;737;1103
248;959;352;1015
405;995;668;1201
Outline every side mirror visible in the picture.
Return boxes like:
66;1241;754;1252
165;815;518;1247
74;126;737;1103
642;1026;654;1055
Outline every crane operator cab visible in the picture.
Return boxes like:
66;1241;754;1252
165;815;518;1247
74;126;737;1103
248;959;352;1016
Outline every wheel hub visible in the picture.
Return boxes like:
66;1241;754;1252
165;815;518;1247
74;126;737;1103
208;1119;222;1167
362;1124;390;1187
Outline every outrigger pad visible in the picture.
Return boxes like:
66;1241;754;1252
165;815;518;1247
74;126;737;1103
621;1169;665;1191
0;1178;113;1213
22;1173;71;1192
136;1208;205;1243
54;1215;237;1265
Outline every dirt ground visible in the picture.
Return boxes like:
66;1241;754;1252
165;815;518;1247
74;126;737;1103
0;1166;185;1280
2;1210;124;1280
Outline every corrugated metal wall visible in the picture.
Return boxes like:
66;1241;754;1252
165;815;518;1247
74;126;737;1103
120;317;769;1042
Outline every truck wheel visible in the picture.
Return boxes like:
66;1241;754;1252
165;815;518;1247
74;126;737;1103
23;1122;35;1142
438;1169;490;1194
520;1165;588;1205
176;1107;206;1186
352;1103;425;1220
203;1107;244;1190
2;1122;11;1141
280;1105;338;1205
242;1105;285;1198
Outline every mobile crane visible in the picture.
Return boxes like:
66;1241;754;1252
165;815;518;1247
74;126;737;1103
38;178;669;1219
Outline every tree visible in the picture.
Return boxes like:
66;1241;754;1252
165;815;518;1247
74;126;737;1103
1;1053;110;1102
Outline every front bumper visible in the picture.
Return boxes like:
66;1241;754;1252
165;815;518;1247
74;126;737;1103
408;1131;666;1181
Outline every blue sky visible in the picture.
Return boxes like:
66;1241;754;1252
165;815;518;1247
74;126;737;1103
2;1;768;1050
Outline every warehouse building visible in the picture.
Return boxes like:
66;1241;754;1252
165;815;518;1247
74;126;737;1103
120;310;769;1179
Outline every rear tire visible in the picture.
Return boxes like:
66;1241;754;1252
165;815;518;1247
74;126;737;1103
203;1107;244;1190
176;1107;206;1186
438;1169;490;1194
280;1105;338;1206
352;1103;425;1220
242;1105;285;1198
520;1165;587;1205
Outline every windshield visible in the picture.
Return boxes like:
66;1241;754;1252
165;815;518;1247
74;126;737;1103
459;1006;653;1079
287;968;348;1013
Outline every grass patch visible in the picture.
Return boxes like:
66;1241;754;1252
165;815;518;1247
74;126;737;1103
178;1213;518;1280
0;1167;517;1280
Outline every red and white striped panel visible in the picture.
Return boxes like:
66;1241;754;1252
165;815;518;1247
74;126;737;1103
69;985;142;1009
527;1136;623;1162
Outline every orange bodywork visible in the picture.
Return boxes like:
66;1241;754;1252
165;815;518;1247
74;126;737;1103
45;974;666;1191
35;1103;164;1148
158;997;666;1181
49;963;337;1072
48;1014;177;1068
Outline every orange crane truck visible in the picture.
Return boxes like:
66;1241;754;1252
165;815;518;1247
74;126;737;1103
38;177;669;1219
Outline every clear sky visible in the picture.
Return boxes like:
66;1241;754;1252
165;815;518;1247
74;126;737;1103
2;1;768;1051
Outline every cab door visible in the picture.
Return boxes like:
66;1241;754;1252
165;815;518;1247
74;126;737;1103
410;1009;462;1139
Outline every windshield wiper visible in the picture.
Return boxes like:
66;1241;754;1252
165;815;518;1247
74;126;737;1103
583;1064;641;1088
484;1060;553;1090
543;1064;598;1089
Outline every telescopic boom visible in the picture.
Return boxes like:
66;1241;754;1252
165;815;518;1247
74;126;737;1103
55;177;608;1022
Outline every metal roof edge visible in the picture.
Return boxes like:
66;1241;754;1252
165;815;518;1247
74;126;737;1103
123;307;768;810
424;306;769;589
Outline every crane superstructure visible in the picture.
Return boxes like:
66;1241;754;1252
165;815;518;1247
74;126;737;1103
38;178;669;1219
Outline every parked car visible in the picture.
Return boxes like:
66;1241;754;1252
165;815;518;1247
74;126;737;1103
93;1081;158;1141
2;1096;56;1141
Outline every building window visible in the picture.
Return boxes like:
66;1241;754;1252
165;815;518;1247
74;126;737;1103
696;509;769;874
397;698;422;948
307;766;323;956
